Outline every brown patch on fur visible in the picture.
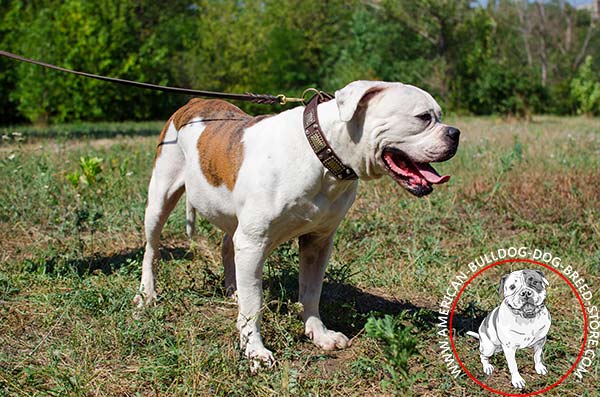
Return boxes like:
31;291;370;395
155;98;247;161
155;98;269;190
172;98;249;130
196;108;266;190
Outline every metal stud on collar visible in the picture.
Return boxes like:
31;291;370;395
302;94;358;181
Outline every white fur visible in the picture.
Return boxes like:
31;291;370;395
135;81;457;371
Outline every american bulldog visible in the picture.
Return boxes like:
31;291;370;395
134;80;459;371
468;269;551;389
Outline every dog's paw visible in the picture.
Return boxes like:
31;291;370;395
133;294;145;309
305;318;351;350
307;328;351;350
246;346;275;374
511;374;526;389
133;292;156;309
482;363;494;375
227;289;238;303
535;363;547;375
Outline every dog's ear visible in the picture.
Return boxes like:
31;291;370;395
535;269;550;286
499;274;510;296
335;81;387;122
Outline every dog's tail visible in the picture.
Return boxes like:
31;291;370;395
186;199;196;239
466;331;480;339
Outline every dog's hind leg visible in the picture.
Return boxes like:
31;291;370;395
222;233;236;297
480;352;495;375
478;333;496;375
135;122;185;308
186;198;196;239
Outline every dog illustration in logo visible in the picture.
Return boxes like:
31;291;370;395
467;269;551;389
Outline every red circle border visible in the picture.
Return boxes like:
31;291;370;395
448;258;589;397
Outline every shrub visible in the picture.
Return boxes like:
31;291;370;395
364;314;419;381
570;56;600;116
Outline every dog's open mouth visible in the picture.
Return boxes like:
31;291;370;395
382;148;450;197
521;302;538;318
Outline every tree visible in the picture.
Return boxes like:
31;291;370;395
327;4;432;91
1;0;599;123
571;56;600;115
4;0;189;124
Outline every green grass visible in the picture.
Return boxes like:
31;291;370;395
1;121;164;142
1;115;599;396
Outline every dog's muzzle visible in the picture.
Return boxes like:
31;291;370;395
444;127;460;160
381;126;460;197
508;287;545;318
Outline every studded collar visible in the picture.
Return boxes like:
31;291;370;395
302;94;358;181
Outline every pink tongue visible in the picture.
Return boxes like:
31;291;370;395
413;162;451;184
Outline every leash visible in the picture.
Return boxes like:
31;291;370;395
1;50;356;180
0;50;309;105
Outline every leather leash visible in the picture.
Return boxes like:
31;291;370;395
303;91;358;181
2;50;358;180
0;50;304;105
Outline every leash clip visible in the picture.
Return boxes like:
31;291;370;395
278;88;334;106
301;88;334;105
277;94;304;105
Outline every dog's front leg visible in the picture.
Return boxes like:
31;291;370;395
299;232;350;350
502;345;526;389
233;230;274;373
533;338;548;375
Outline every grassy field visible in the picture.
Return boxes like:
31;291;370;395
1;115;599;396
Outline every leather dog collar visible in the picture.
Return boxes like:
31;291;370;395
303;94;358;181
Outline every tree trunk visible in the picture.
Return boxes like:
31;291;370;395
517;1;533;67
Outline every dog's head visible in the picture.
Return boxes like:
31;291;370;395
499;269;549;318
335;80;459;197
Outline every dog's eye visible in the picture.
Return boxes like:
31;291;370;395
509;285;516;290
416;113;432;123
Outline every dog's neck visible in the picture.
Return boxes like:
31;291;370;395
315;100;382;180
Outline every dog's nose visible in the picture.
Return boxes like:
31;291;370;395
520;289;533;298
446;127;460;141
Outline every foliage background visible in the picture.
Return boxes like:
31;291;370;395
1;1;599;396
1;0;600;125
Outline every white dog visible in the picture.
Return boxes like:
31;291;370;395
134;80;459;371
468;269;551;389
